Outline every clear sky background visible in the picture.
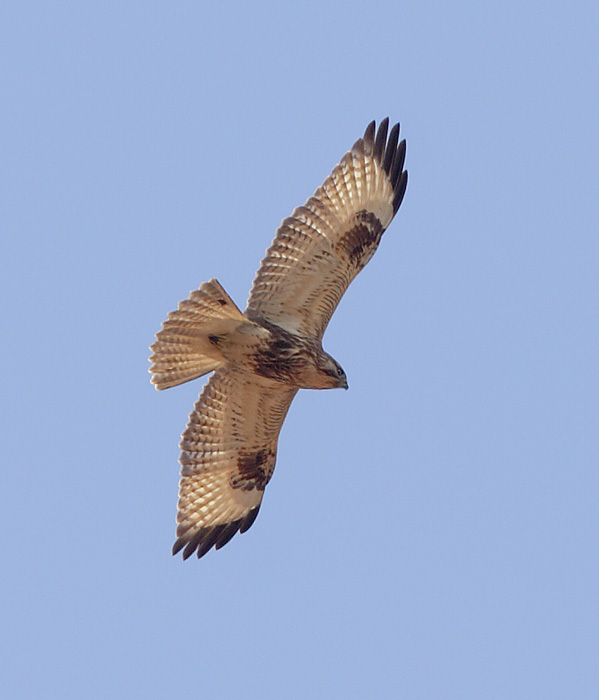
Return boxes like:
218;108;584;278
2;2;598;698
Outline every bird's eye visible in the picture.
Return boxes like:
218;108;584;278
337;367;344;376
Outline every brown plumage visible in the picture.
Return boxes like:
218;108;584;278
149;119;408;559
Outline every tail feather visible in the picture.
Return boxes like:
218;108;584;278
185;279;246;320
149;279;246;390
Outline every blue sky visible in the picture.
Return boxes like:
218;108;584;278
2;2;598;698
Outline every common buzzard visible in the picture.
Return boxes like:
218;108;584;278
150;119;408;559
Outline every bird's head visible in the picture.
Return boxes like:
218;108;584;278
314;351;348;390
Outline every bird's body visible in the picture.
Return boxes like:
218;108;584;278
150;119;407;559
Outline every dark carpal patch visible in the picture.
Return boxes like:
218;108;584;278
230;448;274;491
338;210;384;269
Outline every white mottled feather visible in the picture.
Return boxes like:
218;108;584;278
246;136;396;338
174;367;298;543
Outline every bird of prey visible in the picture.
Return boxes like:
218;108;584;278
149;119;407;559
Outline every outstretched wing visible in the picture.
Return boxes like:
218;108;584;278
172;366;298;559
245;119;407;340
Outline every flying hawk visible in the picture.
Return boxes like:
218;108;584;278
149;119;407;559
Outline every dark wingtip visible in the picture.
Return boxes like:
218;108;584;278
373;118;389;162
363;120;376;144
369;120;408;215
181;529;205;559
214;521;240;550
390;139;406;188
239;505;261;533
172;506;262;560
195;524;228;558
382;123;400;174
392;170;408;215
172;537;186;556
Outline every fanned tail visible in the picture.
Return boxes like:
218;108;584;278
149;279;247;390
